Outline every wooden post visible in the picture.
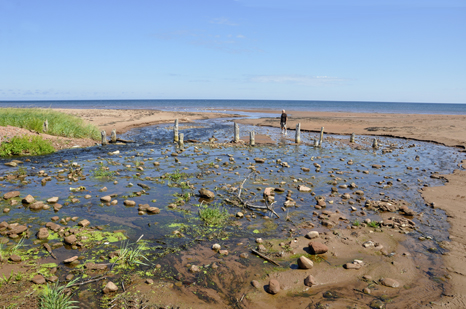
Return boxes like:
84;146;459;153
295;123;301;144
350;133;355;143
234;123;239;143
43;119;48;133
111;129;117;143
101;130;108;145
372;138;378;149
174;119;179;143
314;139;319;147
318;127;324;147
179;133;184;148
250;131;255;146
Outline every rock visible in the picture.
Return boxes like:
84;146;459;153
298;185;312;192
9;254;22;262
380;278;400;288
304;275;317;287
344;262;362;269
4;161;17;167
146;279;154;285
47;276;59;283
190;265;200;273
100;196;112;203
297;256;314;269
103;281;118;293
78;219;90;227
305;231;319;239
219;249;229;255
240;253;249;258
284;200;296;207
37;227;49;240
251;280;261;289
63;256;79;263
7;225;27;236
254;158;266;163
3;208;10;213
147;207;160;214
124;200;136;207
3;191;20;200
64;235;77;245
30;201;44;210
211;243;221;251
263;187;275;197
236;212;244;218
22;194;35;204
32;274;46;284
301;167;310;172
372;164;382;169
53;204;63;211
267;279;280;294
45;222;61;232
66;274;74;281
85;262;108;270
47;197;59;203
199;188;215;199
257;244;267;253
308;241;328;254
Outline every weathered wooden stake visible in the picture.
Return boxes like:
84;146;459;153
250;131;255;146
43;119;48;133
314;139;319;147
234;123;239;143
295;123;301;144
178;133;184;148
101;130;108;145
350;133;355;143
173;119;179;143
372;138;378;149
111;129;117;143
318;127;324;146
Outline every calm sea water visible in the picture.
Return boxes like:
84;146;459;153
1;99;466;115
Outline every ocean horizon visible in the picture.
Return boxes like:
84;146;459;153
1;99;466;115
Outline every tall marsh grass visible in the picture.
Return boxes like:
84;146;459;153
0;108;100;140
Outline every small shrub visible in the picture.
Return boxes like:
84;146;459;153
0;136;55;156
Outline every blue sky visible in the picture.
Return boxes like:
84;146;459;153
0;0;465;103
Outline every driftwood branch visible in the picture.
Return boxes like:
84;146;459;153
67;275;106;287
251;249;280;266
234;171;280;218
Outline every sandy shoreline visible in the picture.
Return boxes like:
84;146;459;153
2;106;465;306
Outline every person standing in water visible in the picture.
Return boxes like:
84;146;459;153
280;110;287;135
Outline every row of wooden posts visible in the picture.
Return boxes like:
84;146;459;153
94;119;379;148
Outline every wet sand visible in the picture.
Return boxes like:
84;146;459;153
58;107;466;307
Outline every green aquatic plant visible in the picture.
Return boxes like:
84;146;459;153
367;221;380;228
117;240;150;267
198;203;229;227
352;219;361;227
92;162;115;179
39;279;79;309
0;135;55;156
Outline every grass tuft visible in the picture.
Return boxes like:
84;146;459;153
39;279;79;309
117;240;150;267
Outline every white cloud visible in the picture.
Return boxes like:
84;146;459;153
210;17;238;26
250;74;346;86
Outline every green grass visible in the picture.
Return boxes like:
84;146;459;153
352;219;361;227
198;203;230;226
0;108;100;140
39;280;79;309
367;221;380;228
0;135;55;156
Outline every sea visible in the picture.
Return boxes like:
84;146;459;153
1;99;466;115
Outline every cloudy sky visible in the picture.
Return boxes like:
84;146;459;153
0;0;465;103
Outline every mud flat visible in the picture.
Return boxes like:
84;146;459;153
0;110;465;308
